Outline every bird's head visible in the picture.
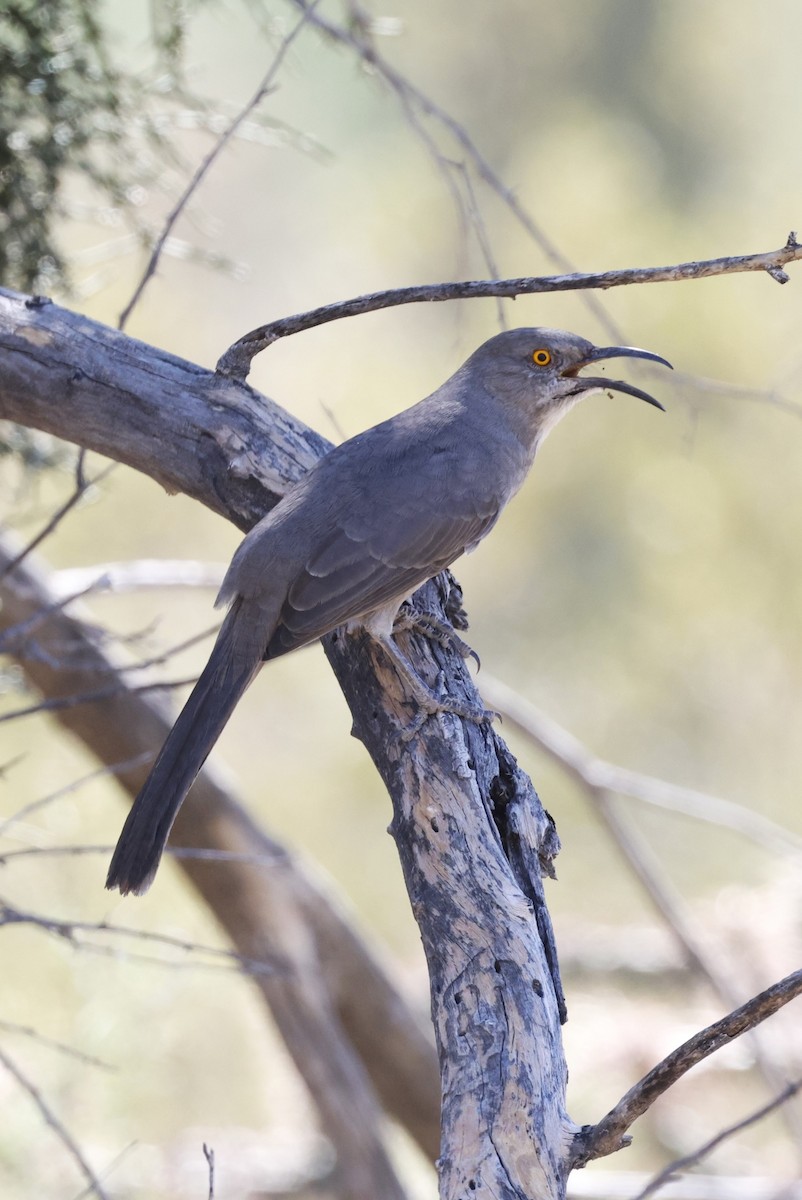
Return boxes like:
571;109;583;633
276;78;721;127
463;326;672;445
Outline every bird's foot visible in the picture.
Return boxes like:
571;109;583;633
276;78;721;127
394;607;481;671
378;635;495;742
400;690;498;743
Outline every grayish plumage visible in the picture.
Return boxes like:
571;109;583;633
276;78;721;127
107;327;670;894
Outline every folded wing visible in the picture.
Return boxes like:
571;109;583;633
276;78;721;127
266;504;499;658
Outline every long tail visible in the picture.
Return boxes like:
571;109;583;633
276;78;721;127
106;604;262;896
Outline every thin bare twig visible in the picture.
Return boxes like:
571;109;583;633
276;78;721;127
106;623;219;677
633;1079;802;1200
0;463;115;584
118;2;320;330
4;570;218;678
0;845;114;863
452;160;507;329
0;1046;111;1199
571;968;802;1167
0;1020;114;1072
671;370;802;420
0;754;152;832
203;1143;215;1200
0;675;197;723
0;898;277;976
0;754;26;779
217;232;802;378
0;583;113;656
0;845;282;872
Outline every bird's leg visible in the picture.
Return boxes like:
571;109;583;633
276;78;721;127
374;631;495;742
394;606;481;670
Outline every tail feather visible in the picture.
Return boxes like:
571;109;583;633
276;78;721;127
106;608;261;896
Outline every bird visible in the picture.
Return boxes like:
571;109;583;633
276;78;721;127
106;326;671;895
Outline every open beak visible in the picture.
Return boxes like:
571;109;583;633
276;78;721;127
566;345;673;411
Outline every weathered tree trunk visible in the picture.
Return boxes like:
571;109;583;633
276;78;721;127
326;607;575;1199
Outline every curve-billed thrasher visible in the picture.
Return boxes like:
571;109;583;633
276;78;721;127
107;326;670;895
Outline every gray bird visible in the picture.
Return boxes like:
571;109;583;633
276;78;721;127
107;327;671;895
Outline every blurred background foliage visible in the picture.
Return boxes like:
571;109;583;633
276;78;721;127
1;0;802;1196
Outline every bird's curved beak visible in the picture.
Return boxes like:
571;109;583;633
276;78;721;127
565;345;673;411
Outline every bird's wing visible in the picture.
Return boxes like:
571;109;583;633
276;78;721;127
265;505;499;658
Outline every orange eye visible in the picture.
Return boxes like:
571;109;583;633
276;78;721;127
532;348;552;367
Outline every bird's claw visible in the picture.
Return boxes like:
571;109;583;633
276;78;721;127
395;608;480;670
399;689;498;742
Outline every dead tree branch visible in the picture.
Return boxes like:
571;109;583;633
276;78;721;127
217;232;802;379
571;968;802;1168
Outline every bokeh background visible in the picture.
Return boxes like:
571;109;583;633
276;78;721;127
2;1;802;1196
